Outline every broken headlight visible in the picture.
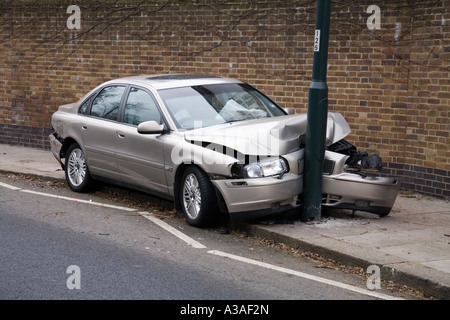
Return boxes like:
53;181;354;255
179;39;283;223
242;157;288;178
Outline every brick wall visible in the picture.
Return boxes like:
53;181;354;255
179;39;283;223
0;0;449;199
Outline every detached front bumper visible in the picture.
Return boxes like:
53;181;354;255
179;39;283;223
322;173;401;215
212;173;303;221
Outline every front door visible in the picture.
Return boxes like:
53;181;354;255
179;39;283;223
115;87;168;194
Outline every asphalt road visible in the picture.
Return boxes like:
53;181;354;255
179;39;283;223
0;173;409;305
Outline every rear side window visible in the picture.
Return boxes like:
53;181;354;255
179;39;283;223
78;94;95;115
90;86;126;120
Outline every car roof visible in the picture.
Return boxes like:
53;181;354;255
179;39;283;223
106;74;244;90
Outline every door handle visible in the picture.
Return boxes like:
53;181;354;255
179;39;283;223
81;124;87;130
116;131;125;138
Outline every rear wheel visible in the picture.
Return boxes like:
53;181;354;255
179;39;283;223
180;166;218;227
65;143;93;192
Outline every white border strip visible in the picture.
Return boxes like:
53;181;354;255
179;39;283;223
140;211;207;249
208;250;403;300
0;181;22;190
20;189;137;212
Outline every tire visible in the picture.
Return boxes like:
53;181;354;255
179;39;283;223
65;143;93;192
180;166;218;227
375;207;392;217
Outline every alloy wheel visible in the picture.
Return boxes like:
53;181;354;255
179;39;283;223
67;148;87;187
183;173;202;220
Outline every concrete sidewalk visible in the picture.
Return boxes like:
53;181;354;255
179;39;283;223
0;143;449;299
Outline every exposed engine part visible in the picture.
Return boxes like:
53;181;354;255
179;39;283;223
328;139;383;171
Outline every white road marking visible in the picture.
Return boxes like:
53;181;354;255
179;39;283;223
0;180;136;212
208;250;403;300
20;189;137;212
0;181;22;190
139;211;207;249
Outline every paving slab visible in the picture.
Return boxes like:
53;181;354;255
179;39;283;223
0;144;64;180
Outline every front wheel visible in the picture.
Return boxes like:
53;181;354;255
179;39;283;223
65;143;93;192
180;166;218;227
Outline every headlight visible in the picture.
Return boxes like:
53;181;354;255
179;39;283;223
242;157;288;178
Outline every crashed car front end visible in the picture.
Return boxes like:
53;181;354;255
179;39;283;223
211;150;304;221
322;139;400;216
182;110;401;221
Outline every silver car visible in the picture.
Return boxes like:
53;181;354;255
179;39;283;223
49;74;400;227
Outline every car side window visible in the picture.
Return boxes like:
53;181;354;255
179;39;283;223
90;86;126;121
124;87;161;126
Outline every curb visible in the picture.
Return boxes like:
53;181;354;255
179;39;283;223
0;169;65;183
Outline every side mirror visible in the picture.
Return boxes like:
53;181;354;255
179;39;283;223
137;121;165;134
284;108;295;115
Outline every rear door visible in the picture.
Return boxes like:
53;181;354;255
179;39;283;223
79;85;127;178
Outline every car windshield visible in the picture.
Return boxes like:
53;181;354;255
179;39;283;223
158;83;286;130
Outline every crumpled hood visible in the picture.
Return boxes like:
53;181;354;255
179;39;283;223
184;112;351;156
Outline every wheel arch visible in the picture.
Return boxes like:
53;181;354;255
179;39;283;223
172;162;226;214
174;163;206;211
57;137;80;170
173;163;189;211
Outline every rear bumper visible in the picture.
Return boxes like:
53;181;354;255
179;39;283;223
49;133;64;169
212;173;303;221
